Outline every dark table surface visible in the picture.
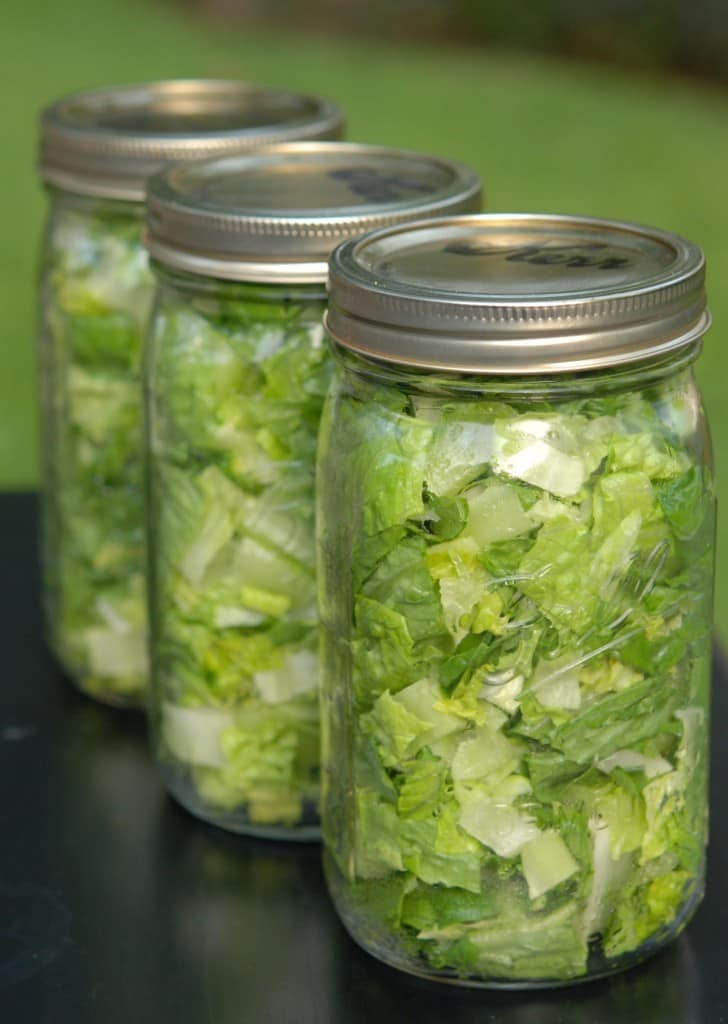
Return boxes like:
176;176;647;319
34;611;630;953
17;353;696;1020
1;493;727;1024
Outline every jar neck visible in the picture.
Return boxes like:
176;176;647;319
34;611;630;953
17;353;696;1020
331;338;703;401
151;260;327;304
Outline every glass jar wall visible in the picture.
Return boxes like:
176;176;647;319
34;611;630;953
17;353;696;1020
146;269;328;836
318;213;715;986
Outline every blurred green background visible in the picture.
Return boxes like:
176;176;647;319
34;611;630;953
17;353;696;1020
3;0;728;628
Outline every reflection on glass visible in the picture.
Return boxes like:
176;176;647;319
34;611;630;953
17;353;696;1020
58;692;166;1018
154;809;340;1024
331;929;702;1024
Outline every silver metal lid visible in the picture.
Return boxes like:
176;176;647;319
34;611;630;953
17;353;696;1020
39;80;345;202
145;143;482;283
326;213;709;374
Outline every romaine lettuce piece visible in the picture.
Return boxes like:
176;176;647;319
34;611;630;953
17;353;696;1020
493;414;613;498
520;831;579;899
355;790;405;878
423;901;589;980
399;809;484;892
461;481;534;546
458;799;540;858
254;650;319;704
162;702;234;768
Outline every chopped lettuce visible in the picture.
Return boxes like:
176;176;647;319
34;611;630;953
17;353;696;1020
458;801;540;858
520;831;580;899
148;277;327;831
318;367;713;982
39;200;152;702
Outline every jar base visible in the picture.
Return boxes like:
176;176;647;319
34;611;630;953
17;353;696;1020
323;849;703;990
160;761;321;842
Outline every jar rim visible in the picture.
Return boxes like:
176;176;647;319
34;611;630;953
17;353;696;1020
38;79;345;202
144;143;482;284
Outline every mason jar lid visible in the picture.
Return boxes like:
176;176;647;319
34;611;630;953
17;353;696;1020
326;213;710;374
144;143;482;283
39;80;344;202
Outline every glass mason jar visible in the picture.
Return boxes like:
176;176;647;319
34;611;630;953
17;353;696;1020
144;143;482;837
318;214;715;985
37;80;344;707
38;191;152;705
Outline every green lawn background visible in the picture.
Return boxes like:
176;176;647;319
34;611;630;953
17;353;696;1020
4;0;728;630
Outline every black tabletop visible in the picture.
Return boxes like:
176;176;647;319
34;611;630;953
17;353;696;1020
1;493;727;1024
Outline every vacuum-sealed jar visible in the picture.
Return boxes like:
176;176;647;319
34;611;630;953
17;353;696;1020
37;79;344;706
318;214;714;984
144;143;482;836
